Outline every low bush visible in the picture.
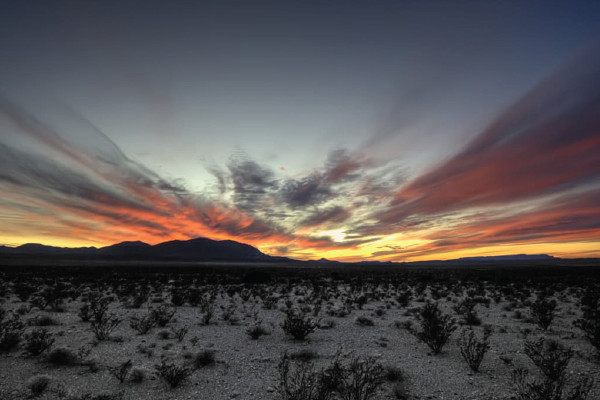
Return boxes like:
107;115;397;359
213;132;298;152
457;328;490;372
171;326;188;342
155;360;192;388
530;296;557;330
129;366;146;383
513;338;592;400
91;313;121;341
524;338;572;381
47;346;79;366
29;315;59;326
405;302;456;355
108;360;133;383
0;314;24;351
289;349;318;362
384;365;405;382
24;328;55;356
27;374;52;397
129;314;156;335
150;305;176;327
277;353;386;400
356;316;375;326
194;349;216;368
282;310;316;341
246;323;269;340
573;294;600;357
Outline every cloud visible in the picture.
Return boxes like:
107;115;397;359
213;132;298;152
227;155;278;212
299;206;351;227
0;96;291;246
376;41;600;225
280;173;333;208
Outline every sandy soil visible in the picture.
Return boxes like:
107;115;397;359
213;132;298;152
0;277;599;400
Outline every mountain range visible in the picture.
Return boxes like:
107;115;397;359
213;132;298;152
0;237;286;262
0;237;558;264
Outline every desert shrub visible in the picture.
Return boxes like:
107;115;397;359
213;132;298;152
129;366;146;383
457;328;490;372
29;314;59;326
512;368;592;400
79;303;92;322
194;349;216;368
150;305;176;327
355;316;375;326
396;290;412;308
171;326;188;342
392;382;409;400
67;391;124;400
453;297;481;326
47;346;79;365
170;288;186;307
130;286;150;309
319;319;336;329
405;302;456;354
30;284;71;312
81;357;100;373
0;314;24;351
530;296;557;330
383;366;404;382
263;295;278;310
277;353;386;400
246;323;269;340
277;353;331;400
513;338;592;400
90;313;121;341
573;296;600;357
27;374;52;397
13;282;37;302
289;349;318;362
524;338;572;381
108;360;133;383
129;314;156;335
155;360;192;388
322;355;385;400
282;310;316;341
24;327;55;356
80;291;111;322
199;293;216;325
157;329;171;340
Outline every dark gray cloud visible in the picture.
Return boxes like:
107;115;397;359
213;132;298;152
280;173;332;208
299;206;350;228
375;40;600;226
0;96;290;242
227;156;278;212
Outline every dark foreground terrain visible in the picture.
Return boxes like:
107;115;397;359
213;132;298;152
1;259;599;400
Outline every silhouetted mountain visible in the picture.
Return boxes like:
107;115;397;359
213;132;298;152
0;237;283;262
454;254;555;262
98;241;151;256
311;258;341;264
11;243;97;255
150;238;269;261
0;240;563;265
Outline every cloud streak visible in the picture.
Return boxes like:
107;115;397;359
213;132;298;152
376;41;600;228
1;41;600;260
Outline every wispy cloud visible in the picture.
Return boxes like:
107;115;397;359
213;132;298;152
1;41;600;260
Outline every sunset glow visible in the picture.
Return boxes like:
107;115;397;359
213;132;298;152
1;2;600;261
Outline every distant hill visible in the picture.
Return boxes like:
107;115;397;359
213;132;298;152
0;239;561;265
0;237;288;262
454;254;555;262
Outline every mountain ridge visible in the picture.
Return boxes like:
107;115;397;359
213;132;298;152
0;238;564;264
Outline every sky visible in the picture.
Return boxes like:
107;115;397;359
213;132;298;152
1;1;600;261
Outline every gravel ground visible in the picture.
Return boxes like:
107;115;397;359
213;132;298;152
1;283;599;400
